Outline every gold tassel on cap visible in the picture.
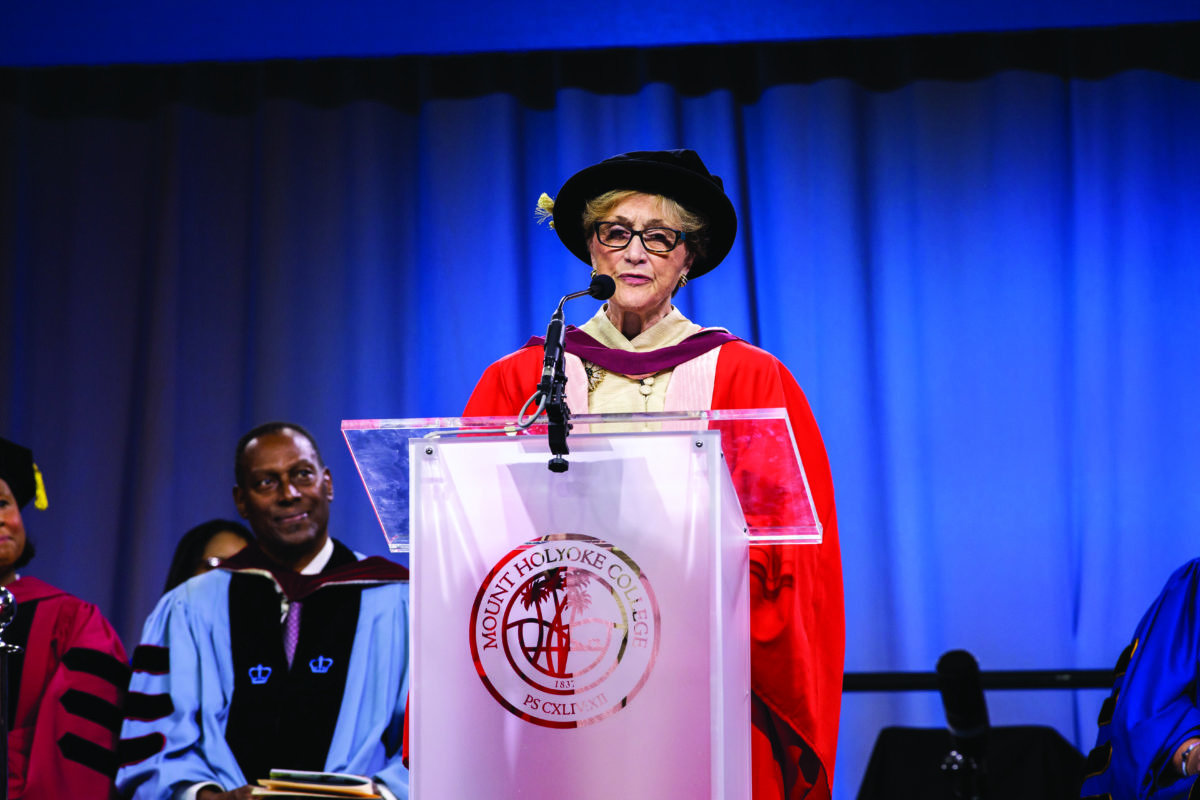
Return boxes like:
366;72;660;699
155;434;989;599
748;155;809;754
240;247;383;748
33;463;48;510
535;193;556;229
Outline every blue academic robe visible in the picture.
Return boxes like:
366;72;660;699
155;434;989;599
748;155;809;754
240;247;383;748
1082;559;1200;800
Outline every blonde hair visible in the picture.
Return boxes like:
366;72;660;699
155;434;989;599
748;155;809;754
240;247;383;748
581;190;709;263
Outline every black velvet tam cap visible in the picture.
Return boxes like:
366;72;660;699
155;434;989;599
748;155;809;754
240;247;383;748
0;437;43;510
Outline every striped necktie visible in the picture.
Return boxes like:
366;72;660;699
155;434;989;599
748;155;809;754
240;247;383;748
283;600;302;667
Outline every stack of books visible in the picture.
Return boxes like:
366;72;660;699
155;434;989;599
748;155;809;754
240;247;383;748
250;770;382;798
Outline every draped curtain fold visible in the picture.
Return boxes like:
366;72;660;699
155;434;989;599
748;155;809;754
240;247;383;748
2;27;1198;797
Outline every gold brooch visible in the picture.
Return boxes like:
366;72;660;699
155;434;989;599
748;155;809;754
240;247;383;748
583;361;606;392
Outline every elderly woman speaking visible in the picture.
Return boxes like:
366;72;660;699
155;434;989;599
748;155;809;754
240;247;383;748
465;149;843;800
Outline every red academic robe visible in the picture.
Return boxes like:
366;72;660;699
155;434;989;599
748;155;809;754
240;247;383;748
465;340;844;800
7;575;129;799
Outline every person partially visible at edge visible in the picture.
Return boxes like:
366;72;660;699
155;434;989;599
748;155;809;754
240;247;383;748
116;422;411;800
1081;559;1200;800
463;149;844;799
162;518;253;594
0;436;129;799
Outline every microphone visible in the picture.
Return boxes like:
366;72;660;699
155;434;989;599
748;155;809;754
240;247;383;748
937;650;989;757
587;273;616;300
538;274;615;393
937;649;988;799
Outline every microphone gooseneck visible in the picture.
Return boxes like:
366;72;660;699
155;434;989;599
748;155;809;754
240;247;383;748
538;307;567;394
517;276;614;472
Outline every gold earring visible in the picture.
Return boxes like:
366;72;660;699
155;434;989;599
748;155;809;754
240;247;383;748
591;268;598;279
677;274;689;289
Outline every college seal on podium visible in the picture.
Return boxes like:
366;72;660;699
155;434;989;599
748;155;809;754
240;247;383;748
469;533;661;728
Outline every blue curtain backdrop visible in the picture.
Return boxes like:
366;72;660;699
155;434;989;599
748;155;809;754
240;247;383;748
2;28;1199;796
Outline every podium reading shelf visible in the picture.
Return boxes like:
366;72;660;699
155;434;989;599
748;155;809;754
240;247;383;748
343;409;820;800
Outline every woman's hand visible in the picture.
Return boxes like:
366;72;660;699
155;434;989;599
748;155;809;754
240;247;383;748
1175;738;1200;778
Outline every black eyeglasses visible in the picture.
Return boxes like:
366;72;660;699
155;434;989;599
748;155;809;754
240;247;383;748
594;221;686;253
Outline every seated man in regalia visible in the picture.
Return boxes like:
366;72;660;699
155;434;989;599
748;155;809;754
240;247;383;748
117;422;411;800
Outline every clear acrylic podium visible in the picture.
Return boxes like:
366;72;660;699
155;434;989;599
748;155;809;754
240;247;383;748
343;410;821;800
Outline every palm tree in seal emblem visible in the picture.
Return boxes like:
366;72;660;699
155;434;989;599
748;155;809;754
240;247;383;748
517;567;574;678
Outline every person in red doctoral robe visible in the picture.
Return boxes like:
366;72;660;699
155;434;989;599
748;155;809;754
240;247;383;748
0;436;129;799
463;149;844;800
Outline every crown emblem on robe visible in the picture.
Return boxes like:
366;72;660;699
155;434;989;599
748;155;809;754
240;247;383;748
249;664;272;684
309;655;334;674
